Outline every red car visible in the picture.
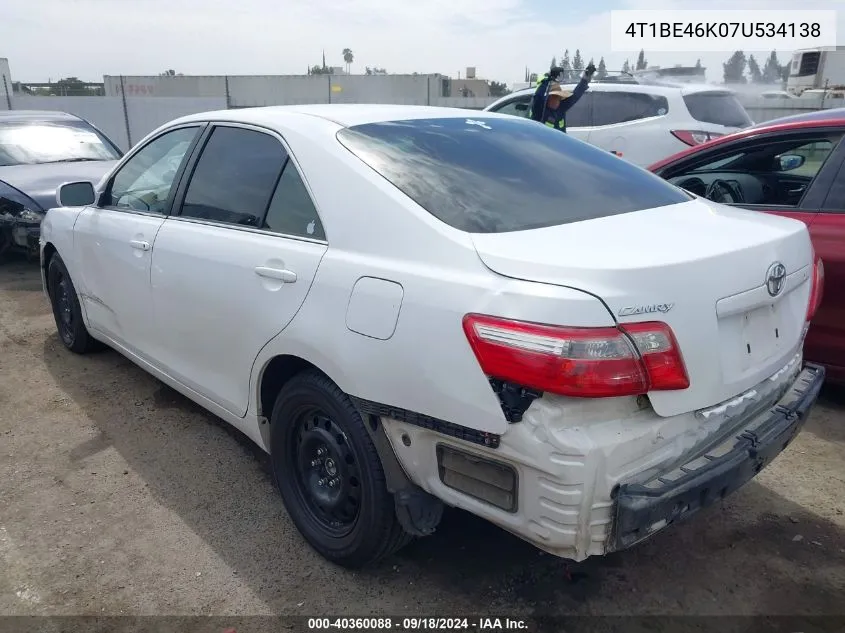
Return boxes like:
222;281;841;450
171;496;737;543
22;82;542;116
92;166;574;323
649;108;845;385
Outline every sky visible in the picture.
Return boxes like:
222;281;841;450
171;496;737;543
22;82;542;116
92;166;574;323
2;0;842;85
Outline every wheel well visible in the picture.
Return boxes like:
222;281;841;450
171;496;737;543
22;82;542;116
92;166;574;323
42;243;57;295
259;355;329;419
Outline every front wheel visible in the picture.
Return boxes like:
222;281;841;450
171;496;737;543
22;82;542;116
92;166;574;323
46;254;101;354
270;371;412;568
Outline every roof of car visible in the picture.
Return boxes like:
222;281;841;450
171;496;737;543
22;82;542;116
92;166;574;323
168;103;519;129
749;107;845;128
491;81;737;106
0;110;83;123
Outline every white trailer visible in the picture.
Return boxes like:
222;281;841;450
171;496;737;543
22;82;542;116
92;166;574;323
787;46;845;95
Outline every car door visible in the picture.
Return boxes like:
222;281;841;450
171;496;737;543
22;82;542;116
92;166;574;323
589;91;670;165
149;123;328;417
807;155;845;381
73;124;204;354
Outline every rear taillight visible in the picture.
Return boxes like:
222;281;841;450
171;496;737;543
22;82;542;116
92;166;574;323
462;314;689;399
671;130;724;146
807;256;824;321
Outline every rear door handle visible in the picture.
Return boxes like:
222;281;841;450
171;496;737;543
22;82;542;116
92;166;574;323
129;239;151;251
254;266;297;283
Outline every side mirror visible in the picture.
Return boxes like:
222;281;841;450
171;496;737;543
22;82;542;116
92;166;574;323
776;154;805;172
514;103;529;112
57;181;96;207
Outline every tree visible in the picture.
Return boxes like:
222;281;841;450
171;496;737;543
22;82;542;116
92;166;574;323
636;49;648;70
597;57;608;79
309;64;331;75
695;58;702;70
561;50;572;81
342;48;354;74
572;49;584;75
747;54;763;83
723;50;747;83
50;77;96;96
762;51;780;83
550;56;557;70
489;81;511;97
622;59;631;74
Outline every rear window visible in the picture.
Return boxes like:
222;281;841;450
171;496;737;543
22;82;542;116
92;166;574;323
683;92;752;128
336;117;690;234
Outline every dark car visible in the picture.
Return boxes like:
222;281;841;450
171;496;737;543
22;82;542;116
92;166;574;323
0;110;122;258
649;108;845;385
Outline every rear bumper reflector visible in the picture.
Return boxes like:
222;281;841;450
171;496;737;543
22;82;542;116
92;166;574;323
436;444;518;512
611;362;825;552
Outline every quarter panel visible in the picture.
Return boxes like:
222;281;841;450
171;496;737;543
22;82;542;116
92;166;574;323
253;246;616;436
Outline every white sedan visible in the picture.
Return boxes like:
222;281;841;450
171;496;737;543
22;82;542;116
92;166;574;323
42;104;825;569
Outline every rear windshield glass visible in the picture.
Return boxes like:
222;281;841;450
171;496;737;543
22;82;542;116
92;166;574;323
683;92;752;128
336;117;690;233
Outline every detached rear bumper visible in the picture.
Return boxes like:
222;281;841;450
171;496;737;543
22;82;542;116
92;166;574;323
612;362;825;551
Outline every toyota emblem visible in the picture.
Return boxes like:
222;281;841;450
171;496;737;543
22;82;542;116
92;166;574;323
765;262;787;297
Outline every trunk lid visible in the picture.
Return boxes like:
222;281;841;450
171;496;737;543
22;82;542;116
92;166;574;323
469;199;814;417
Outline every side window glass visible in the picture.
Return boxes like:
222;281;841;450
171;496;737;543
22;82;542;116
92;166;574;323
180;126;287;226
592;93;668;127
108;126;199;213
565;92;592;127
263;160;326;240
775;140;835;178
491;95;531;118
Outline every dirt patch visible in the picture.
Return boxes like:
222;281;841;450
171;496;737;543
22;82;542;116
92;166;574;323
0;255;843;621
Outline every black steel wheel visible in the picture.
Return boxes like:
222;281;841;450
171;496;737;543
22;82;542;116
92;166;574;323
270;371;412;568
46;254;101;354
291;409;363;536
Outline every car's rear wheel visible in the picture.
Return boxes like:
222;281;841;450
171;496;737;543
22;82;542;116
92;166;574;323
46;254;101;354
270;371;411;568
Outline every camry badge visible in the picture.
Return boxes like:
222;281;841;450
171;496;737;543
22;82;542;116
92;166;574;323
618;303;674;317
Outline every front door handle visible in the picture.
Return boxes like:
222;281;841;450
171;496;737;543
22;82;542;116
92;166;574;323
129;239;151;251
254;266;297;283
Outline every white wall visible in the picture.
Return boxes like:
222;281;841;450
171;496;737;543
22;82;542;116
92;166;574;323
124;97;227;146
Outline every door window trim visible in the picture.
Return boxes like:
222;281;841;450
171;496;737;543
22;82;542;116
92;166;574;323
169;121;329;245
97;122;207;218
659;127;845;212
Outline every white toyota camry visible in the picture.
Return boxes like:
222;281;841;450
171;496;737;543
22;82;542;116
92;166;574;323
41;104;825;569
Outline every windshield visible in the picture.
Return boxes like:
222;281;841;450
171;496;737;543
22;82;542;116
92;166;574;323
337;117;690;233
0;120;122;166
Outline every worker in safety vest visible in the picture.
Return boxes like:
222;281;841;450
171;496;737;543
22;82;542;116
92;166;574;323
530;62;596;132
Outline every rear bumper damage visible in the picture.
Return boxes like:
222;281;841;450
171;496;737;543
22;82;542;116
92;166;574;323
612;362;825;551
378;353;824;561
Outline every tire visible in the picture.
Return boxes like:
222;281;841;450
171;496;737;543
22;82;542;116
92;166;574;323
46;254;101;354
270;370;412;568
